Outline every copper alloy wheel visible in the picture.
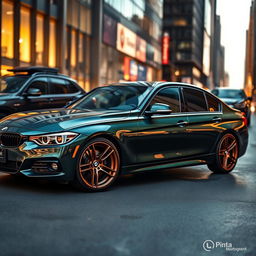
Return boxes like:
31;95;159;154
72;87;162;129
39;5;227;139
78;140;120;190
217;134;238;171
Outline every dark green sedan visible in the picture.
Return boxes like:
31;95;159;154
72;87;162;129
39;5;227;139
0;82;249;191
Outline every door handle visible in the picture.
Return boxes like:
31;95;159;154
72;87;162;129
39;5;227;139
212;117;222;123
177;120;188;127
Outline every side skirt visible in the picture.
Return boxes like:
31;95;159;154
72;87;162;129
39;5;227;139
121;153;216;174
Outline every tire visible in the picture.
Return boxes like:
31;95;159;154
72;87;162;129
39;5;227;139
207;133;239;173
72;137;120;192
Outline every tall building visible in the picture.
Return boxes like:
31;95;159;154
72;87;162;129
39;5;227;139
212;15;226;88
0;0;163;91
162;0;220;89
244;0;256;97
101;0;162;85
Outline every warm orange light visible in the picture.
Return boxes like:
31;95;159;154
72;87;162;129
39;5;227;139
72;145;80;158
1;1;14;58
49;19;57;67
20;7;31;62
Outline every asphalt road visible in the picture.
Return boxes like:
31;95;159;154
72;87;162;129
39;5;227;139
0;116;256;256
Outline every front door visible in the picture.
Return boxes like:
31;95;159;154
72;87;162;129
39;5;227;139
132;87;190;164
21;77;50;111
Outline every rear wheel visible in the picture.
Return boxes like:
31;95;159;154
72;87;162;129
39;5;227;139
73;138;120;192
207;133;239;173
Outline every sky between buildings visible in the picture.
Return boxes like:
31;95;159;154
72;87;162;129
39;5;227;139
217;0;252;88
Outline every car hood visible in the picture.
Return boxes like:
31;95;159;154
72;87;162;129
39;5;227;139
0;108;130;135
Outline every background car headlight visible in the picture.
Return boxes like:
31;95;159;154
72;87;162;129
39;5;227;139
29;132;78;145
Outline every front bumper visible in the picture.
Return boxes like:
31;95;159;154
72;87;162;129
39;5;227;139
0;139;83;181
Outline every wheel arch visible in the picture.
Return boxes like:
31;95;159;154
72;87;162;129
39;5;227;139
212;129;240;155
83;132;124;164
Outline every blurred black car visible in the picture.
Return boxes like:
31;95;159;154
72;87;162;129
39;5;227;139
212;88;252;125
0;67;85;119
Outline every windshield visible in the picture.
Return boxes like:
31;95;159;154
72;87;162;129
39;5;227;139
0;76;29;93
212;89;246;99
70;85;150;111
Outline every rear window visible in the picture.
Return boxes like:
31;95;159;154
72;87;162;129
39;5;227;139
206;93;220;112
183;88;207;112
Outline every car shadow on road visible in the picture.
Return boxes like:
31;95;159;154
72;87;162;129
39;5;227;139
115;167;245;189
0;166;245;194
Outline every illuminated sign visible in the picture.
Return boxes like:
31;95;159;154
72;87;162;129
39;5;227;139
117;23;136;57
130;60;138;81
162;32;170;65
136;36;146;62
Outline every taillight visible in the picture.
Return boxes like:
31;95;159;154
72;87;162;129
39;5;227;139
242;115;248;126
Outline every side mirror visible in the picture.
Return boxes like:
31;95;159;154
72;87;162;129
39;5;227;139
145;103;172;116
26;88;42;96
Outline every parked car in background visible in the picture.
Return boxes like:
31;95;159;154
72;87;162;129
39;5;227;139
212;88;252;126
0;66;85;119
0;82;248;191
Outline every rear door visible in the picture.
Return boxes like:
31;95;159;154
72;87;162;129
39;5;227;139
48;77;80;108
182;87;222;156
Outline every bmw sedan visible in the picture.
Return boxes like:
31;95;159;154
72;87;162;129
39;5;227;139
0;82;249;191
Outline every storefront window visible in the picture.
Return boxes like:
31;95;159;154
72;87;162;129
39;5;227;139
80;6;91;35
49;19;56;67
1;0;14;59
20;7;31;62
36;14;44;64
78;33;84;73
71;29;77;68
67;0;79;28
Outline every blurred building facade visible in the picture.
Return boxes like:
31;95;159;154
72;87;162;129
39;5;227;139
244;0;256;97
0;0;163;90
162;0;226;89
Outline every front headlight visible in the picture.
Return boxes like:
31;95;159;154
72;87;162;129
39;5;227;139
29;132;79;146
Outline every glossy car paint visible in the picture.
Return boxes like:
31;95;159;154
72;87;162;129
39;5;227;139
0;82;248;182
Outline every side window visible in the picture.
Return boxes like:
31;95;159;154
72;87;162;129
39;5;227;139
206;93;220;112
150;87;181;113
49;78;68;94
183;88;207;112
65;80;79;93
27;77;48;95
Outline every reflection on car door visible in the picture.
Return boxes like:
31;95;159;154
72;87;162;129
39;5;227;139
182;87;223;156
48;77;79;108
21;77;50;111
131;87;190;164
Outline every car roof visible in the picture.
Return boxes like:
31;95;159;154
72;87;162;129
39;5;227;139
213;87;244;91
7;66;59;75
109;81;206;90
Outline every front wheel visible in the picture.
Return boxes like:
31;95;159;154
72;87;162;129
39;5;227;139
207;133;239;173
73;138;120;192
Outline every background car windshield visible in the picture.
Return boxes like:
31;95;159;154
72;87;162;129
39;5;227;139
70;85;149;111
0;76;28;93
212;89;246;99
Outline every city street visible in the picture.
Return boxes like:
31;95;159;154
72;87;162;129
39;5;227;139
0;115;255;256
